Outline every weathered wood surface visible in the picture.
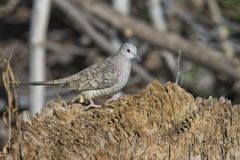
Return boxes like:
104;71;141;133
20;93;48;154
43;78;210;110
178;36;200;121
1;80;240;159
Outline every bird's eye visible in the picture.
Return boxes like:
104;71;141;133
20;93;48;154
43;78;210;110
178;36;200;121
127;49;130;53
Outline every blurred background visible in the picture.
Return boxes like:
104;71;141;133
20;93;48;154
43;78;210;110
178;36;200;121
1;0;240;149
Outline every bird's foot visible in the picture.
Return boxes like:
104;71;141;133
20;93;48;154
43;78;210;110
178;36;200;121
106;92;123;103
84;100;102;110
67;95;85;105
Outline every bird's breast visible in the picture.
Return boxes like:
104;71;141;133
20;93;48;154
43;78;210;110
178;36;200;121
114;59;131;89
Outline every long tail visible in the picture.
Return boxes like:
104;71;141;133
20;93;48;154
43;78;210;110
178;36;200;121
17;80;61;86
17;75;74;86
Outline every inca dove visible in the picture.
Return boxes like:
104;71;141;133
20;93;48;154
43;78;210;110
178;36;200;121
20;43;140;109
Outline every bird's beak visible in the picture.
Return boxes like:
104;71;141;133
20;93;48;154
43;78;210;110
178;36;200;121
136;54;141;61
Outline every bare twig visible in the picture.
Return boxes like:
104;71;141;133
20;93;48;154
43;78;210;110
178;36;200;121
1;54;18;148
83;13;115;36
46;41;96;56
173;10;210;42
54;0;113;54
175;50;182;84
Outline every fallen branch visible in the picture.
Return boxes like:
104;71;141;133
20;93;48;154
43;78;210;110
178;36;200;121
73;0;240;80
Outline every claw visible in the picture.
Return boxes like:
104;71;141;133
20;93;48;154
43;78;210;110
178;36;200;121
67;95;85;105
84;100;102;110
106;92;123;103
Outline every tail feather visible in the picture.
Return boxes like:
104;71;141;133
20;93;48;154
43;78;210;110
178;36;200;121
17;81;60;86
17;77;70;86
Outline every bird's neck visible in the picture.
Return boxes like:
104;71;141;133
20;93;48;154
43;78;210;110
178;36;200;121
112;53;131;66
111;54;131;75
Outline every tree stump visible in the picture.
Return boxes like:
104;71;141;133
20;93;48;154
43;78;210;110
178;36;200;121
1;80;240;159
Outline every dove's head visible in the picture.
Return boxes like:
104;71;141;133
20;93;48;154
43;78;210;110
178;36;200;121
119;43;140;61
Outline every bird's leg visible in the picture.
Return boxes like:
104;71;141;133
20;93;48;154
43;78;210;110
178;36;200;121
56;95;68;107
106;92;123;103
85;99;102;110
67;94;85;105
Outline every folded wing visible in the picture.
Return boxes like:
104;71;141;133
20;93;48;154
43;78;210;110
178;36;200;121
54;58;119;91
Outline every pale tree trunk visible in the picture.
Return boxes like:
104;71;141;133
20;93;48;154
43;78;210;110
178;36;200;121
148;0;166;31
29;0;51;113
148;0;179;82
112;0;130;15
111;0;131;50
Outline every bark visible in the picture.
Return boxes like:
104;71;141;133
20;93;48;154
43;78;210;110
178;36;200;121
1;80;240;159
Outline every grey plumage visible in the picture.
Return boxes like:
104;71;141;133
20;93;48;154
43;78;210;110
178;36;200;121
22;59;118;91
20;43;139;108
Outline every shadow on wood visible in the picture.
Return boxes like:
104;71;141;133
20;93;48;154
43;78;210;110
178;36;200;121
1;80;240;159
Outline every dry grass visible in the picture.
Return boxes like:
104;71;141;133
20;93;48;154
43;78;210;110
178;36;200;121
1;51;18;150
